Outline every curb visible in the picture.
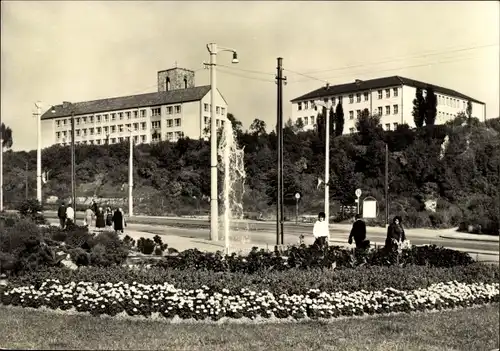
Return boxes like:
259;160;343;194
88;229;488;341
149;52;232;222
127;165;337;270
439;234;499;244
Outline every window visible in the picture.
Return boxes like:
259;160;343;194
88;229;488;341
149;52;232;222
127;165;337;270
133;111;138;118
349;111;354;120
103;126;108;134
167;107;173;115
385;123;390;130
96;127;101;135
119;125;124;132
304;101;309;109
385;89;390;98
364;92;369;101
82;129;87;136
175;131;182;139
393;104;398;114
356;110;361;118
56;132;60;139
204;116;209;124
204;103;209;112
76;118;80;125
221;107;226;115
385;106;390;115
216;106;220;115
349;127;355;134
125;124;131;130
89;140;94;145
393;88;398;97
331;97;336;105
134;123;139;131
304;116;309;125
378;90;382;99
140;109;146;118
111;126;116;133
134;136;139;143
111;113;116;121
118;112;123;120
167;119;173;128
377;107;383;115
298;102;302;111
111;138;116;144
141;122;146;130
118;137;123;142
349;94;354;104
89;116;94;123
126;112;131;119
63;119;67;125
393;122;398;129
356;93;361;103
104;114;109;122
152;108;161;117
82;117;87;124
89;128;94;135
175;105;181;114
216;119;220;127
96;140;101;145
166;132;173;141
96;115;101;123
310;116;315;124
56;120;61;127
141;135;146;143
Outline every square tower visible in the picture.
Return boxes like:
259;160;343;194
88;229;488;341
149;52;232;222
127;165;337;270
157;67;195;92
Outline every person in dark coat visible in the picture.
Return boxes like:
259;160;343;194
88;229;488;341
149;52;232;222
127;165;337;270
349;214;370;250
113;208;125;234
385;216;406;251
105;207;113;227
95;207;106;230
57;202;67;229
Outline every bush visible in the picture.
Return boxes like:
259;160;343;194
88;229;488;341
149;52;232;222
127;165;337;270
16;199;46;225
88;231;129;266
7;263;499;296
137;237;156;255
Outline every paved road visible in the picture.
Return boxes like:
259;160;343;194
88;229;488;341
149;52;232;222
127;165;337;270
47;217;499;255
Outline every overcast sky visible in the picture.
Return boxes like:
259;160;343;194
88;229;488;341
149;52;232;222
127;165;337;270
1;1;499;151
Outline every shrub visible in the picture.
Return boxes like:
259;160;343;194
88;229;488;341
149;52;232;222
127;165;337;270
89;231;129;266
16;199;46;225
137;237;156;255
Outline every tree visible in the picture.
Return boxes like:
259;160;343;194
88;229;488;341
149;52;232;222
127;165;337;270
294;118;304;131
424;87;438;126
1;122;13;149
249;118;267;136
316;107;326;142
466;100;473;120
412;88;426;128
328;107;335;137
227;113;244;139
335;103;344;137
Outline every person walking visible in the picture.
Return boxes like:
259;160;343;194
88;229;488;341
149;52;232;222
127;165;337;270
312;211;329;249
57;202;67;229
83;207;94;228
95;207;106;231
349;214;370;250
113;207;126;234
65;205;75;228
105;207;113;227
385;216;406;251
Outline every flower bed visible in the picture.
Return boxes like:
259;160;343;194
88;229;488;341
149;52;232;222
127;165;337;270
1;279;498;321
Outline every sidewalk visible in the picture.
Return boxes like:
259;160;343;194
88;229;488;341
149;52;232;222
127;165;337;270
439;232;499;243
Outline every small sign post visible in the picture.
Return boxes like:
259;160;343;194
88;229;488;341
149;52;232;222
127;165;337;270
295;192;301;224
355;188;362;214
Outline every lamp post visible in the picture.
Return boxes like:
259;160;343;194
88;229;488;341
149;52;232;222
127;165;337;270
35;102;42;204
314;99;333;234
205;43;239;241
127;129;134;217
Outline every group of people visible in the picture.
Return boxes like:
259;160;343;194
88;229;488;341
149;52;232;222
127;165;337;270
312;212;406;251
57;202;126;234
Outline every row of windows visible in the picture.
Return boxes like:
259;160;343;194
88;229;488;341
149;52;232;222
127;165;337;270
151;119;182;129
348;122;399;134
55;105;185;128
437;95;466;108
348;105;399;120
297;88;400;111
203;116;226;127
57;135;147;146
152;131;184;142
203;104;226;115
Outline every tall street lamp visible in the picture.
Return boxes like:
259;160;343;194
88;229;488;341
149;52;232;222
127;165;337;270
35;102;42;204
127;129;134;217
205;43;238;241
315;99;333;235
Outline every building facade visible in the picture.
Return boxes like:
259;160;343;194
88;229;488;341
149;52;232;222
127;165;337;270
290;76;486;134
40;67;228;148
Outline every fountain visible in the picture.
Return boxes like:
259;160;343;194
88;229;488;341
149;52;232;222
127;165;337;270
218;120;246;253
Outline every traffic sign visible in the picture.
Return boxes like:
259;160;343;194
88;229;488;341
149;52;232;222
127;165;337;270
355;188;362;198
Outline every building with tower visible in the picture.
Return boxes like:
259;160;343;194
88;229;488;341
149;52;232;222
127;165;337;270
40;67;228;148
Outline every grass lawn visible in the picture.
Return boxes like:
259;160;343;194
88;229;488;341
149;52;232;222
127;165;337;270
0;304;498;351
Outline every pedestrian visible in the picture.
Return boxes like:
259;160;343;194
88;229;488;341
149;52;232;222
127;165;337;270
95;207;106;231
65;205;75;228
312;211;329;249
105;207;113;227
385;216;406;251
57;202;67;229
83;207;94;228
348;214;370;250
113;207;126;234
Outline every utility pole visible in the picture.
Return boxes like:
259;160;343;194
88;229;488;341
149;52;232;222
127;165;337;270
385;143;389;227
128;132;134;217
276;57;287;246
71;110;76;218
35;102;42;205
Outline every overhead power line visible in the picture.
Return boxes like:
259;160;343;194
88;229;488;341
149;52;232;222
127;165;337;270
217;66;276;83
218;64;275;76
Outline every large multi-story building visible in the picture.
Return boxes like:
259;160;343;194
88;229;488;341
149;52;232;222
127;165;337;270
40;67;228;148
290;75;486;134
